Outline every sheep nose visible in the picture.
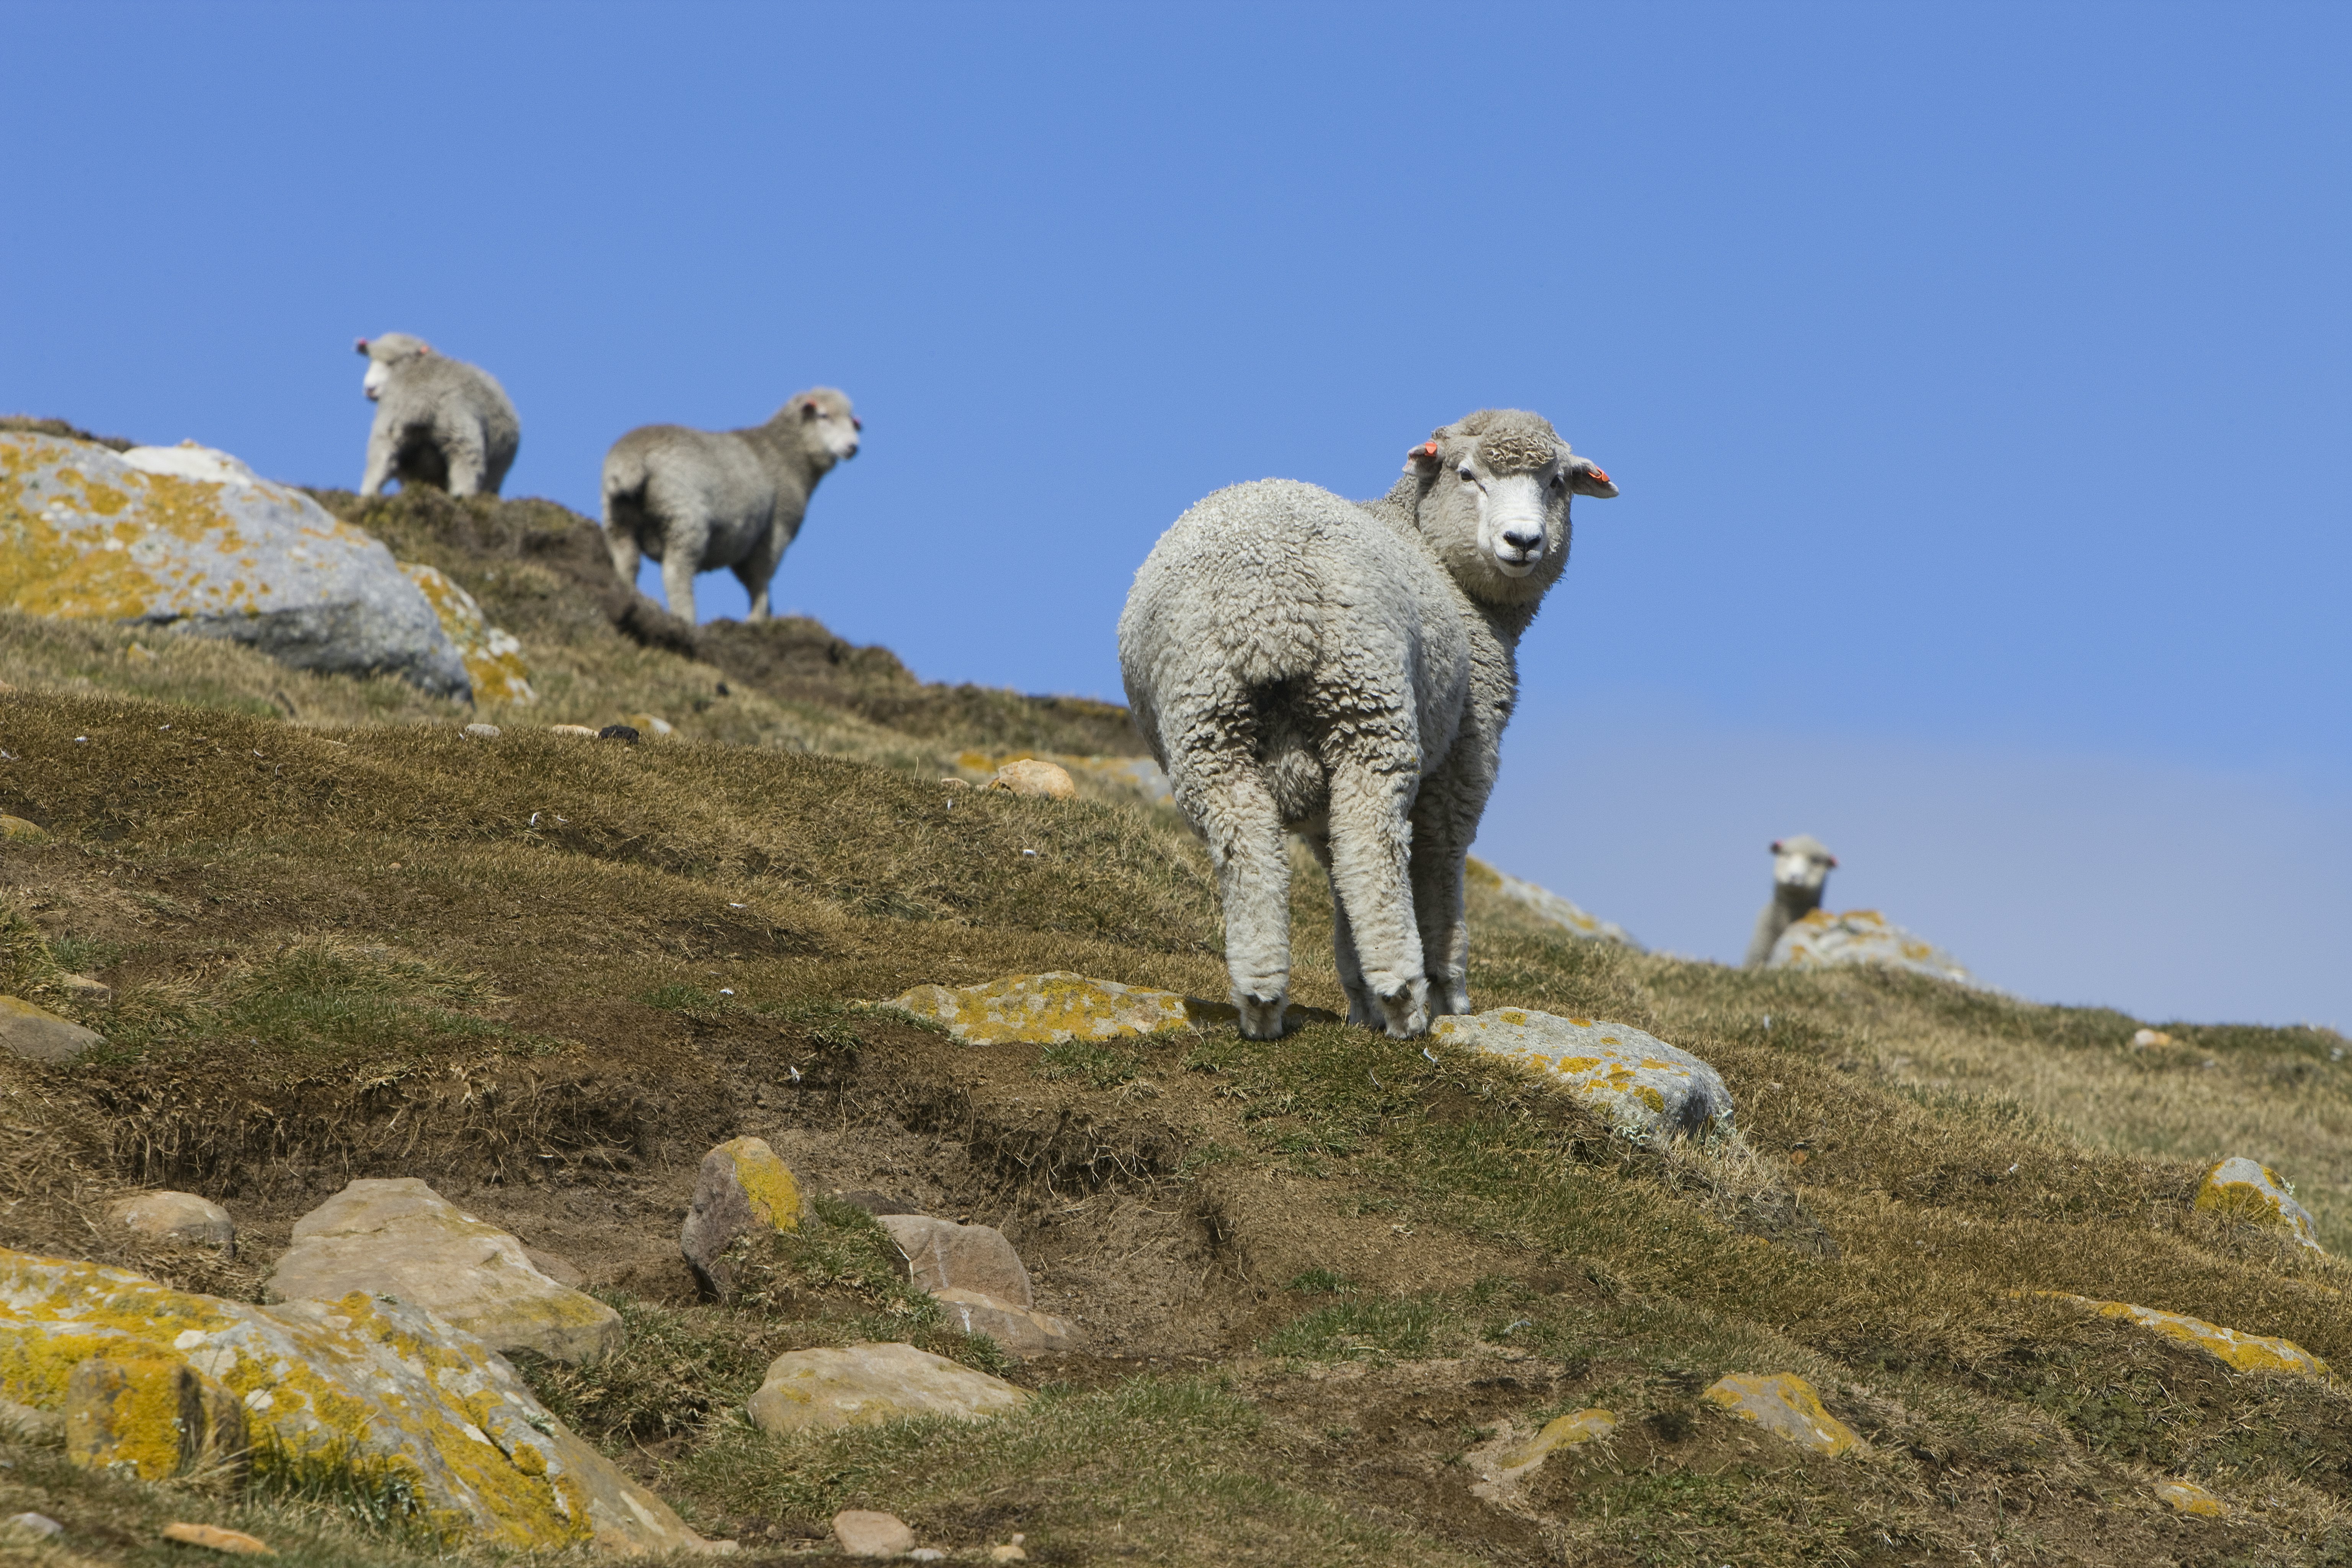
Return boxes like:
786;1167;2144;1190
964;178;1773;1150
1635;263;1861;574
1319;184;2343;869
1503;528;1544;553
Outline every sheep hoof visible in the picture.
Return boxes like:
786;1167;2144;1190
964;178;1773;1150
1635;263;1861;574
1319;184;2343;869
1344;995;1383;1030
1235;993;1289;1040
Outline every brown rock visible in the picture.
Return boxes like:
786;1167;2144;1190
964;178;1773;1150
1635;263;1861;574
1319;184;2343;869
988;759;1076;800
931;1288;1078;1357
832;1509;916;1558
681;1136;811;1299
0;995;102;1063
0;816;46;843
877;1215;1032;1305
105;1191;237;1256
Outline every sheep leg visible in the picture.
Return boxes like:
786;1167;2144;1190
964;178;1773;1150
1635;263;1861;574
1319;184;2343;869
359;425;397;498
661;550;701;624
1323;758;1428;1039
444;444;487;498
1171;735;1292;1040
1408;781;1480;1019
1303;833;1378;1026
603;519;644;594
732;528;786;622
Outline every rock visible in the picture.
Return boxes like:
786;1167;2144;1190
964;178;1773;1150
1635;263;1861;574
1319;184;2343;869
2195;1156;2323;1251
878;1216;1032;1304
3;1513;61;1539
624;712;675;737
54;973;111;1003
2154;1480;2228;1517
267;1178;621;1363
549;724;598;737
2032;1291;2330;1378
598;724;640;743
0;1247;716;1552
524;1247;587;1289
0;432;468;697
681;1137;810;1300
464;722;502;739
1465;858;1642;949
400;563;534;705
940;777;972;790
0;815;45;843
66;1356;246;1481
1767;909;1970;983
747;1342;1030;1435
161;1522;274;1555
889;972;1194;1046
0;995;103;1063
931;1289;1079;1357
832;1510;917;1558
1702;1373;1860;1455
0;1396;61;1444
987;759;1077;800
989;1537;1029;1563
1495;1408;1617;1473
105;1190;236;1255
1429;1010;1734;1140
2131;1027;2174;1049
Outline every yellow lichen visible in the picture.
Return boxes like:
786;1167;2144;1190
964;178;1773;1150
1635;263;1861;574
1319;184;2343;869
715;1138;805;1234
1703;1373;1860;1455
2033;1292;2331;1379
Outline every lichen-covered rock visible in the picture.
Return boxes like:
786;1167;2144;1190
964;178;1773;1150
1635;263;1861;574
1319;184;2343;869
2155;1480;2228;1517
0;996;102;1063
0;1248;717;1552
1702;1373;1860;1455
0;817;46;844
1431;1010;1733;1140
681;1137;810;1300
267;1179;619;1363
2035;1292;2331;1379
1496;1408;1617;1473
0;433;467;697
1465;858;1642;949
930;1289;1079;1358
2195;1157;2323;1251
890;973;1191;1045
1767;909;1970;983
747;1342;1029;1435
988;759;1076;800
400;563;534;705
877;1216;1032;1304
65;1356;245;1481
104;1191;235;1256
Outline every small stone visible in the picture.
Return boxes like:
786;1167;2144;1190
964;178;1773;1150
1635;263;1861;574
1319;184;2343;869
681;1137;810;1300
3;1513;61;1539
549;724;598;737
878;1216;1032;1304
524;1247;587;1289
66;1357;247;1481
1702;1373;1860;1455
988;759;1076;800
268;1178;621;1362
1495;1408;1617;1472
831;1509;916;1558
1431;1010;1733;1140
2132;1027;2174;1049
940;777;972;790
2195;1157;2322;1251
54;973;111;1003
0;995;103;1063
0;816;46;843
989;1539;1029;1564
463;722;502;739
2154;1480;2228;1517
748;1342;1029;1435
0;1398;61;1445
909;1551;946;1563
2032;1291;2330;1378
160;1522;276;1555
597;724;641;744
106;1191;236;1256
931;1288;1080;1357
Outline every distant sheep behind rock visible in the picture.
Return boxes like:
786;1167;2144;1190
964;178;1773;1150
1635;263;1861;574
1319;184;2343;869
356;333;520;499
1744;835;1836;968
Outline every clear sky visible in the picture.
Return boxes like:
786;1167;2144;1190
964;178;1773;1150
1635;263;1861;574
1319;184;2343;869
4;3;2346;1026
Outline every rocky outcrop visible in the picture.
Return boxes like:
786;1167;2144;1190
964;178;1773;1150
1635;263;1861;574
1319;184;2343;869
1702;1373;1860;1454
878;1216;1033;1303
1766;909;1969;983
748;1342;1029;1435
0;433;467;697
0;1248;717;1553
1431;1010;1734;1140
681;1137;810;1300
266;1179;620;1363
66;1356;246;1481
1465;858;1642;949
2195;1156;2323;1251
401;563;534;705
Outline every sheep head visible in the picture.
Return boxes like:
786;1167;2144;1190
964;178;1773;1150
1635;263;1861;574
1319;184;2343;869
1404;409;1617;604
355;332;433;402
774;387;861;463
1770;834;1838;894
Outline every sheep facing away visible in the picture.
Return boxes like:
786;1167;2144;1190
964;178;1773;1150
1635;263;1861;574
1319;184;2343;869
1118;410;1619;1039
1743;834;1838;967
600;390;860;623
354;334;520;498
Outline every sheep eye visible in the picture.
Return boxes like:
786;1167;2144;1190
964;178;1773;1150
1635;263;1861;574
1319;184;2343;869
1458;469;1477;484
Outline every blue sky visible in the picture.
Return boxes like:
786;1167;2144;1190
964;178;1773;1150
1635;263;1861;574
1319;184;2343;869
3;3;2346;1025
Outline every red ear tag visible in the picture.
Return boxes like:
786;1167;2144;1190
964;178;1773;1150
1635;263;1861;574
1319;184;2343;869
1421;443;1437;458
1588;467;1610;483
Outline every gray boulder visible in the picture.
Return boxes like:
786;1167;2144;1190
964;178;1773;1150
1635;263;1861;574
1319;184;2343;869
0;433;468;697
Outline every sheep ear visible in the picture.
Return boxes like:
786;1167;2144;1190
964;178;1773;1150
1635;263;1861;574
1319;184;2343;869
1402;440;1442;476
1568;457;1619;498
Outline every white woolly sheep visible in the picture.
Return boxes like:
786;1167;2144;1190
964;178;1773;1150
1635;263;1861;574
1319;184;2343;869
1117;410;1619;1039
1743;833;1837;968
354;333;520;498
600;389;860;623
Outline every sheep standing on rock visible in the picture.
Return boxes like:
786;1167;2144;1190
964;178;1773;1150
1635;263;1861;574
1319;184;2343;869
354;333;520;498
600;389;860;623
1119;410;1619;1039
1743;834;1838;968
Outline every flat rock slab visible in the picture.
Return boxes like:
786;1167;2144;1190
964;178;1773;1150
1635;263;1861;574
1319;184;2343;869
890;972;1335;1044
2196;1156;2323;1251
681;1136;809;1300
1703;1373;1860;1455
1431;1009;1733;1140
1767;909;1970;983
0;996;101;1063
0;433;467;697
2035;1291;2331;1378
268;1178;620;1363
833;1509;918;1558
879;1215;1032;1305
104;1191;235;1255
748;1341;1029;1434
1467;858;1642;949
932;1289;1079;1357
0;1247;715;1553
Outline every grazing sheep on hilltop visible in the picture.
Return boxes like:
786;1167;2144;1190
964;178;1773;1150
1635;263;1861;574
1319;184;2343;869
600;389;860;623
355;333;520;498
1119;410;1619;1039
1743;834;1837;967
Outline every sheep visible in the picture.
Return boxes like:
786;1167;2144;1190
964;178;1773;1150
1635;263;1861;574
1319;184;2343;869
354;333;520;498
599;389;860;623
1743;834;1838;967
1118;410;1619;1040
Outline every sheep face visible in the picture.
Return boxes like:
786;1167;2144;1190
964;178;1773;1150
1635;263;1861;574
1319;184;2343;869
355;333;432;402
1771;835;1838;893
786;389;862;462
1408;411;1616;605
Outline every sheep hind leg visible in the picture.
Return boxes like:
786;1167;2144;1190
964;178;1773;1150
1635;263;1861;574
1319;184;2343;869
1303;833;1378;1027
1323;759;1428;1038
1174;753;1292;1040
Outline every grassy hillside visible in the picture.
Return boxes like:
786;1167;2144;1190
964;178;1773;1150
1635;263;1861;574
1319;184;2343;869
3;484;2351;1565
